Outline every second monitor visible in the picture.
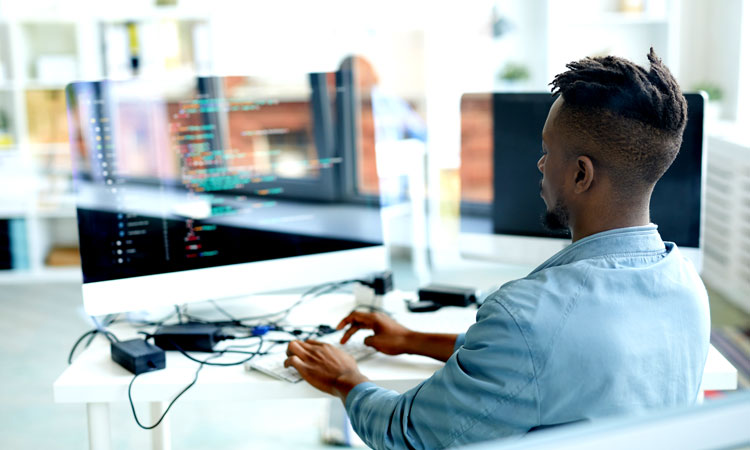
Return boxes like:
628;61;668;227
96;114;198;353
460;92;705;269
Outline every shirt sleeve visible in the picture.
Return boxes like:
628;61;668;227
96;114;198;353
345;299;539;449
453;333;466;352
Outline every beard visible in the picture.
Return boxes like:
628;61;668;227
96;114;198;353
541;199;571;235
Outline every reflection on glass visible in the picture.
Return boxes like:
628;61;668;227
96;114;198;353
341;55;427;202
66;74;383;284
460;93;493;205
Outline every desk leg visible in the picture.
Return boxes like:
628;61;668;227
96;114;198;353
87;402;112;450
149;401;172;450
320;399;351;445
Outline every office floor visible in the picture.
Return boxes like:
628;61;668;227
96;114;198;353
0;282;358;450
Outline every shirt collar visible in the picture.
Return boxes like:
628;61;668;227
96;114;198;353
529;224;668;275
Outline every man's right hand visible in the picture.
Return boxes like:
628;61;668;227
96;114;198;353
336;311;413;356
337;311;460;362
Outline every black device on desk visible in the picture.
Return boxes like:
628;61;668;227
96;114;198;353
111;339;166;375
407;284;478;312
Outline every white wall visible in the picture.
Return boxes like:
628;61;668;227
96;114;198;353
680;0;745;120
736;0;750;125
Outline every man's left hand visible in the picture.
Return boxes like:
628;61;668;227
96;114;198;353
285;340;370;402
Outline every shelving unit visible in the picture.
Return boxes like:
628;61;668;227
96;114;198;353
0;8;213;282
488;0;680;92
0;19;84;281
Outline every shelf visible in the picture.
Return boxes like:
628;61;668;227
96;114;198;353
95;6;213;22
0;204;77;219
33;207;77;219
558;12;669;27
27;142;70;155
0;266;81;283
0;79;75;90
0;208;29;219
34;192;77;218
23;81;69;91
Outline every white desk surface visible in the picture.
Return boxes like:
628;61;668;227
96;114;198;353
54;290;737;405
54;292;459;404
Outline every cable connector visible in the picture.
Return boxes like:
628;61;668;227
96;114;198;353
359;270;394;295
354;271;393;310
251;325;273;336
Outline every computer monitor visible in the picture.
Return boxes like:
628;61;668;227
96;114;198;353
66;74;387;316
459;92;706;270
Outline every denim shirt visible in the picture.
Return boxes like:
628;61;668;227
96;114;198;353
345;225;710;449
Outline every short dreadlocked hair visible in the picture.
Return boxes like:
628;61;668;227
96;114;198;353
550;48;687;190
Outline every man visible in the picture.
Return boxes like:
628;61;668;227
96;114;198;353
285;49;710;449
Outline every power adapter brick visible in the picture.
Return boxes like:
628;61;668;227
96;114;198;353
153;323;223;352
408;284;478;312
111;339;166;375
418;284;477;307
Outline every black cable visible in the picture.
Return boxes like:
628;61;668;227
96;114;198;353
127;337;265;430
222;340;270;349
171;341;264;366
68;330;98;364
174;314;252;332
128;352;219;430
102;314;119;327
272;279;361;323
68;328;119;364
210;339;266;363
103;307;171;330
138;332;265;367
129;279;363;333
208;299;240;323
224;279;360;324
218;349;263;355
86;316;117;348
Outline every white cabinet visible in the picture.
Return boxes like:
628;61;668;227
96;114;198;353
702;133;750;315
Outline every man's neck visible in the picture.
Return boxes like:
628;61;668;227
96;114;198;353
569;206;651;243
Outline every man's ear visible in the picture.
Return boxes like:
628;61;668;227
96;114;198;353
573;156;595;194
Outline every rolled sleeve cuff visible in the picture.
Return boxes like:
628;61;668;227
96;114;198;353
345;381;380;413
453;333;466;352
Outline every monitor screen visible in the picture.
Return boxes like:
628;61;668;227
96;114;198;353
66;74;387;314
490;93;704;247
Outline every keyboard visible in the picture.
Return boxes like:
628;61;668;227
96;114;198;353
246;330;377;383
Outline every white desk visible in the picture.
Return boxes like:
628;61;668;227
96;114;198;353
54;289;738;450
54;292;462;450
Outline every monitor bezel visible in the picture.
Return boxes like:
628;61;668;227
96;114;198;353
81;245;388;316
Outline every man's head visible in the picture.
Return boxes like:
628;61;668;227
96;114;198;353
538;48;687;235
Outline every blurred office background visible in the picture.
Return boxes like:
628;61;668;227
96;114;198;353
0;0;748;448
